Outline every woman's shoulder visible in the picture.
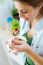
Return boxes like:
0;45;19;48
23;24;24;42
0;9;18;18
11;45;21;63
31;30;43;56
36;30;43;56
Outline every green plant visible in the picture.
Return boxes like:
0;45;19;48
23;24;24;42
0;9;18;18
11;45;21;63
11;19;20;32
11;5;19;19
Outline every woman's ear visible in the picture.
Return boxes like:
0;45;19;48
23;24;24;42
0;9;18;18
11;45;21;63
35;4;43;17
40;6;43;16
38;3;43;16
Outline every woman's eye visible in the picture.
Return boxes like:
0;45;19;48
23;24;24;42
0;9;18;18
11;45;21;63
21;10;28;14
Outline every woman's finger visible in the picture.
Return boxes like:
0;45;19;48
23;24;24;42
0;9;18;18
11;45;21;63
13;45;24;52
14;39;23;45
13;45;21;49
9;44;15;50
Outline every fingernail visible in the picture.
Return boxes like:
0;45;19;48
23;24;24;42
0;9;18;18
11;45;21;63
12;40;14;43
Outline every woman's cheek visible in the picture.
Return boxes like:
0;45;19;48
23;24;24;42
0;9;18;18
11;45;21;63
25;13;32;20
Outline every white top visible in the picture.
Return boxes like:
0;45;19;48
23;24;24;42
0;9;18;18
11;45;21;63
31;18;43;56
19;17;30;36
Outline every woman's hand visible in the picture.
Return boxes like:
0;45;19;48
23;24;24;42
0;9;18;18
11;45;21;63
9;37;30;53
9;37;43;65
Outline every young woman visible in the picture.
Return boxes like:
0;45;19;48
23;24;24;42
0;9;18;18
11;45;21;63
10;0;43;65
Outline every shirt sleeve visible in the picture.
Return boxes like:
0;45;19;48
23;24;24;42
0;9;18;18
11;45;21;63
36;30;43;56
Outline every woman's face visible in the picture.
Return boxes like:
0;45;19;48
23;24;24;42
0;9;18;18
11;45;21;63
14;1;40;22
